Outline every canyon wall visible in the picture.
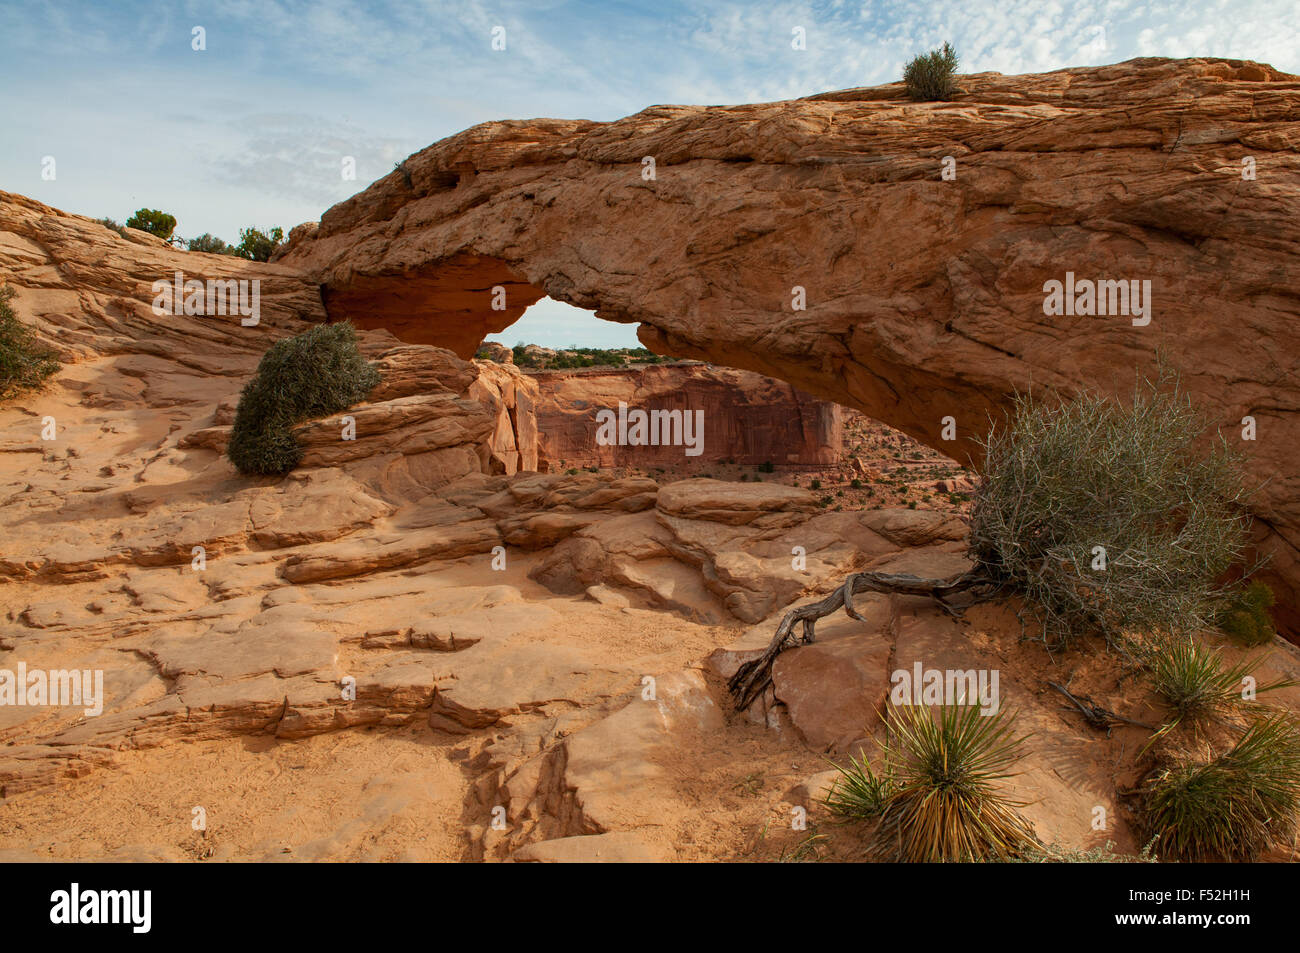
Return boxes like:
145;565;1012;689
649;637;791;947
526;363;842;470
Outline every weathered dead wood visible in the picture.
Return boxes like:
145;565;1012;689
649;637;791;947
1046;680;1157;732
727;569;1003;711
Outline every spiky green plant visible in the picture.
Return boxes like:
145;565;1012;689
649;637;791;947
824;753;893;820
1144;638;1294;735
0;285;59;402
1142;713;1300;861
1217;580;1277;646
870;703;1038;862
903;42;959;101
226;321;380;476
969;369;1252;648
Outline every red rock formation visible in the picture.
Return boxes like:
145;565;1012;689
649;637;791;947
470;360;539;474
528;363;842;469
276;58;1300;631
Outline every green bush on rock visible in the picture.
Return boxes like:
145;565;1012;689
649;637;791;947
903;42;959;101
226;322;380;476
0;285;59;402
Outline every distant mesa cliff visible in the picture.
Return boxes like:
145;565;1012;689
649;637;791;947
528;364;842;470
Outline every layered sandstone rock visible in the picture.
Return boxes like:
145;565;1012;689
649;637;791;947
529;364;842;469
276;57;1300;630
469;360;539;474
1;190;323;359
479;341;513;364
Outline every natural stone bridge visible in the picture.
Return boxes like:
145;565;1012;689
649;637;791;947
277;57;1300;631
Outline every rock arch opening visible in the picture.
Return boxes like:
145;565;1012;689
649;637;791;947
321;253;549;360
483;295;642;354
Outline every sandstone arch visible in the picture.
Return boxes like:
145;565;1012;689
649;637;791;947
278;57;1300;632
323;252;548;359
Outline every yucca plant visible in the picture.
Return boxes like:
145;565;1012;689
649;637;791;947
824;752;893;820
870;703;1038;862
1142;713;1300;861
903;42;959;101
1144;638;1293;737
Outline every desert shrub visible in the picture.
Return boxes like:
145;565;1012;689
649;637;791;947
824;753;893;820
125;208;176;240
0;286;59;401
1141;713;1300;861
1217;580;1277;646
969;371;1251;648
188;232;237;255
226;322;380;476
870;703;1037;862
233;226;285;262
95;216;128;238
758;460;774;473
1142;638;1294;743
810;478;821;490
850;478;862;489
903;42;960;102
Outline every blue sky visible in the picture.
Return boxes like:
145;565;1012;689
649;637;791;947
4;0;1296;347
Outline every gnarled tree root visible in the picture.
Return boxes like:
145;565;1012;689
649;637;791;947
727;569;1004;711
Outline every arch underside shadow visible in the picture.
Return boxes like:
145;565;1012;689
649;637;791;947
323;253;548;359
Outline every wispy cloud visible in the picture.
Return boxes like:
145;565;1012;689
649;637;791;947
2;0;1295;345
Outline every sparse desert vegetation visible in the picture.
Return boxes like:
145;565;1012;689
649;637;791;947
970;371;1253;649
903;42;960;101
0;284;59;402
1141;713;1300;861
828;703;1038;862
740;372;1299;863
